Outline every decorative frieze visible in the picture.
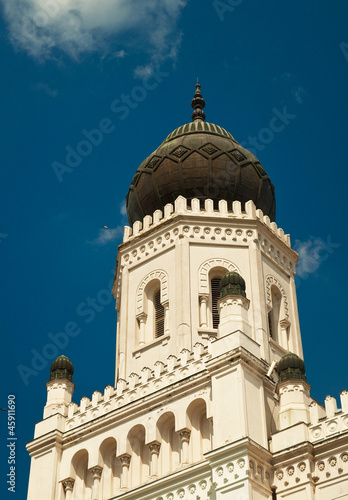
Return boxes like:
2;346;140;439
273;453;348;493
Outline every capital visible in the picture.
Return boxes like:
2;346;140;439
178;428;191;442
136;312;147;324
148;441;161;454
199;294;209;304
119;454;131;467
61;477;75;492
89;465;103;479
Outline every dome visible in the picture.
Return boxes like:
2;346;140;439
49;355;74;382
126;82;276;225
219;271;246;298
276;352;306;383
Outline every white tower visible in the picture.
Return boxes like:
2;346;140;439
27;84;348;500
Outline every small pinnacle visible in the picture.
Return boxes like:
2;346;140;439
191;80;206;122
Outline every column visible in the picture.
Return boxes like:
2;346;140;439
178;428;191;464
148;441;161;477
137;313;147;345
163;301;170;335
89;466;103;500
119;454;131;490
61;478;75;500
199;295;209;327
280;319;290;350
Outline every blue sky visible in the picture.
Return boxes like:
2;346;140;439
1;1;348;497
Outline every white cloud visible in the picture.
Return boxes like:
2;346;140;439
134;64;154;79
294;237;329;278
113;49;126;59
2;0;187;63
92;226;123;245
91;202;128;245
119;200;127;217
32;81;58;96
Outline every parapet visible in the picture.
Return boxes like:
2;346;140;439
65;343;208;432
308;391;348;442
122;196;291;247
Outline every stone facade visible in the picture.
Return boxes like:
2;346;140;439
26;197;348;500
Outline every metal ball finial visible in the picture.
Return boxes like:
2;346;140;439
191;80;206;122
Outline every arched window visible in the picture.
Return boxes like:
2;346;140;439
211;278;221;329
154;290;165;338
268;285;282;343
268;311;273;339
138;279;167;344
208;269;226;329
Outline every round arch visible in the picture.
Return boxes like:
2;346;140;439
136;269;169;316
198;258;240;294
265;275;289;320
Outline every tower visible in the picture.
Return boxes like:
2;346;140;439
27;84;348;500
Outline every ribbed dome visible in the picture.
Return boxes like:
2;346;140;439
49;355;74;382
219;271;246;298
276;352;306;383
126;83;276;226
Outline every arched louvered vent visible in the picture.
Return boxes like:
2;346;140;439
211;278;220;329
268;311;273;338
154;290;165;338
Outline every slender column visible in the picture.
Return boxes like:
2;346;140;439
199;295;209;327
148;441;161;477
163;301;170;335
89;466;103;500
119;454;131;489
137;313;147;345
61;478;75;500
280;319;290;350
178;428;191;464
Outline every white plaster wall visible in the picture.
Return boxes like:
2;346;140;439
27;448;60;500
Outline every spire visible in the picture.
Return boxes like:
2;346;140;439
191;79;206;122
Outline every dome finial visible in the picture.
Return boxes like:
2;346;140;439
191;80;206;122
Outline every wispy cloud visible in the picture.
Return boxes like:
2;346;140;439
273;72;293;82
293;85;307;104
2;0;187;64
92;226;123;245
91;201;128;245
32;81;58;97
113;49;126;59
294;236;339;279
119;200;127;217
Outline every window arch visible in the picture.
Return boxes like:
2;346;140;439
127;425;150;489
208;267;230;329
156;412;180;476
99;438;121;499
186;398;211;462
268;285;282;342
265;275;290;350
144;280;161;343
70;449;92;500
136;270;169;316
198;258;240;329
136;270;169;345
